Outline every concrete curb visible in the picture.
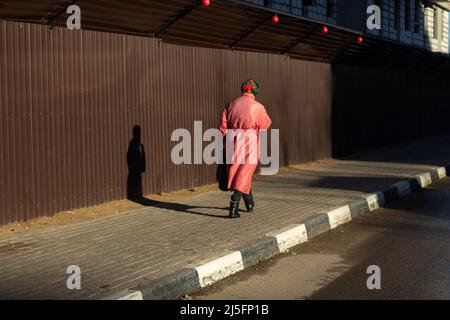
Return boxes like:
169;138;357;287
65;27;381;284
103;164;450;300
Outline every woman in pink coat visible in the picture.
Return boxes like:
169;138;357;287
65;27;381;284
219;80;272;218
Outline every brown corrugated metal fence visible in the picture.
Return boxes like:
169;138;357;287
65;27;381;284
0;21;332;225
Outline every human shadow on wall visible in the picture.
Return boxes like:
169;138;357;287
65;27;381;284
126;125;229;219
127;125;146;200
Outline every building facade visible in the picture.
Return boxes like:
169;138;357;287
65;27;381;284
244;0;449;54
244;0;338;24
365;0;449;54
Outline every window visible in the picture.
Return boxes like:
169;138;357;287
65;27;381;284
374;0;382;22
302;0;313;15
326;0;333;17
405;0;411;31
414;0;421;33
394;0;400;30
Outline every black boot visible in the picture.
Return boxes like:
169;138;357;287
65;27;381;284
229;200;241;218
243;194;255;213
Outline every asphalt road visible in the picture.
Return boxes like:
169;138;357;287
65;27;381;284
193;178;450;300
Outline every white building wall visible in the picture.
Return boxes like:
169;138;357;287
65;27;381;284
368;0;448;54
424;6;435;50
442;12;449;52
423;6;449;53
243;0;449;54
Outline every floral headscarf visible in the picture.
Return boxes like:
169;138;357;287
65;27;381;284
241;79;260;96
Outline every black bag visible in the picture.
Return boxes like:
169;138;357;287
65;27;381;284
216;146;229;192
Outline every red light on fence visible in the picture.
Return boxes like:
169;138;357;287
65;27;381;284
357;36;364;43
272;14;279;24
202;0;211;7
321;26;329;34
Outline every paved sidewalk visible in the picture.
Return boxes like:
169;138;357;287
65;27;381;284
1;136;450;300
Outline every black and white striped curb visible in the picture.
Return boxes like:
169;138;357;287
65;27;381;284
104;164;450;300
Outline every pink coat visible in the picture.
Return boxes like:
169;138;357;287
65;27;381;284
219;93;272;194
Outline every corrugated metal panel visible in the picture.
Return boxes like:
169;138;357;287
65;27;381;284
0;20;332;224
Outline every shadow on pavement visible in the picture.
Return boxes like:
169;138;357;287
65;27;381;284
129;197;232;219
